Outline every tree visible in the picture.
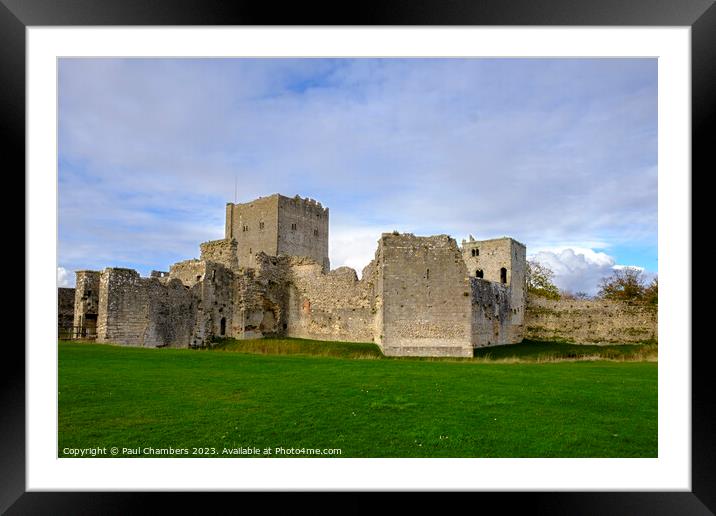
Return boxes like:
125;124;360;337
597;267;648;303
560;290;591;300
643;276;658;305
525;260;560;300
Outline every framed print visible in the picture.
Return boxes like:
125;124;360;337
5;0;713;512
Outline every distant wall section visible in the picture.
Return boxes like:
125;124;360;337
525;295;658;344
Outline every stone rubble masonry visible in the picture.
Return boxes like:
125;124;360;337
96;268;198;348
200;238;239;270
73;270;100;336
471;278;516;347
285;256;378;344
524;295;657;344
66;193;654;355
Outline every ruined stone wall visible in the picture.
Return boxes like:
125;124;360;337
277;195;329;271
470;279;516;347
285;257;377;343
525;295;658;344
229;255;286;338
226;195;279;268
379;233;473;357
73;271;100;336
58;287;75;335
232;268;273;339
169;259;207;287
145;278;199;348
192;261;236;346
97;268;149;345
200;238;239;271
97;268;198;348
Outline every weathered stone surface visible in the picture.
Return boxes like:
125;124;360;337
73;271;100;337
200;239;239;270
471;278;515;347
284;254;377;343
96;268;198;348
379;233;473;357
524;295;657;344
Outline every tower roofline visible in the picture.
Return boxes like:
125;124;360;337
462;236;526;248
228;193;327;211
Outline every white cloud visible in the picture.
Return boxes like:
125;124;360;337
613;264;645;271
529;248;616;296
57;267;74;287
329;225;384;278
529;248;655;296
58;59;657;278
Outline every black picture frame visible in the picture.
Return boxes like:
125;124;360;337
4;0;711;513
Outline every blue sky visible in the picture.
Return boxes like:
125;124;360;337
57;58;657;295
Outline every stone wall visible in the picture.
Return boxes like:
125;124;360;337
525;295;658;344
73;271;100;336
379;233;473;357
226;195;279;268
169;259;207;288
470;278;518;347
191;261;236;346
461;237;527;329
58;287;75;335
200;238;239;270
285;258;377;343
277;194;329;271
97;268;198;348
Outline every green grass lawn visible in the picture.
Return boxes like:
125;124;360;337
58;339;657;458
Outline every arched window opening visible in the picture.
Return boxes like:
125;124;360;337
500;267;508;284
220;317;226;336
476;269;484;278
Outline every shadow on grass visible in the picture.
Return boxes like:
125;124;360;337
205;336;657;363
208;336;384;360
473;339;658;362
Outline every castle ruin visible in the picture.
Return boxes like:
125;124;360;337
71;193;526;357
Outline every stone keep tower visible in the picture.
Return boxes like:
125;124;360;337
461;237;527;327
225;193;330;270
